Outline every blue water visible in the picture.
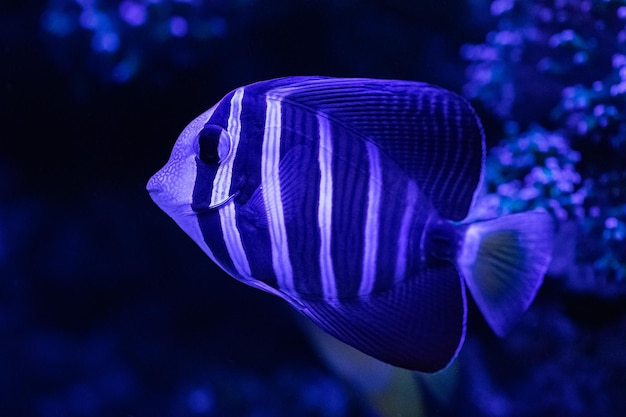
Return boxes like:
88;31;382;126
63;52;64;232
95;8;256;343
2;0;625;415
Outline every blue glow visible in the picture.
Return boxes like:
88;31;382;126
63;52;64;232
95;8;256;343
79;9;99;30
74;0;95;7
187;388;214;413
41;11;76;36
490;0;514;16
606;217;618;229
573;51;588;64
610;81;626;96
92;31;120;53
170;16;188;37
112;57;138;83
119;1;147;27
40;0;236;84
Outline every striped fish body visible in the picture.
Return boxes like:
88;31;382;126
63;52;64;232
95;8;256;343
148;77;554;372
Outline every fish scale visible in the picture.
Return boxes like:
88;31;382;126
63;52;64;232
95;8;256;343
148;76;554;372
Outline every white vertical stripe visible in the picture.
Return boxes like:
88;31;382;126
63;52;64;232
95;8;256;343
212;90;242;207
317;114;337;299
216;88;252;278
221;203;251;277
359;141;382;295
394;180;418;282
262;98;294;292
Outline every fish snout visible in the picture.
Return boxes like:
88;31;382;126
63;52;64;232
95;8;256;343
146;172;164;195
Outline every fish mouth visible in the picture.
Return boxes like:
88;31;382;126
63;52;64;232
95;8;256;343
146;177;162;196
146;188;162;200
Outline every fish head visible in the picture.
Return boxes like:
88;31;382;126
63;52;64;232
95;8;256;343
146;103;242;258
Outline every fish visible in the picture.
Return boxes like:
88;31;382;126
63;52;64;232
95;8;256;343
147;76;554;373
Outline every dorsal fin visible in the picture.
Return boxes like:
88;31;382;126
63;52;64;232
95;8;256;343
259;76;485;221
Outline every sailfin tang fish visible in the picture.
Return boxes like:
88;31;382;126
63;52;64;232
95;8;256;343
147;77;554;372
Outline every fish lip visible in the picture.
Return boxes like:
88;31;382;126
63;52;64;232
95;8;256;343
146;174;166;196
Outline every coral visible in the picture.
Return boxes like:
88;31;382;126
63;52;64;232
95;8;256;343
463;0;626;281
472;125;586;222
461;0;626;129
580;171;626;280
40;0;230;84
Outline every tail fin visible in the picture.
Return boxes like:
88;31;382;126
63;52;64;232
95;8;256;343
457;211;554;336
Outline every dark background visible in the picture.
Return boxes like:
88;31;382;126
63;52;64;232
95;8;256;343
5;0;626;416
1;0;490;415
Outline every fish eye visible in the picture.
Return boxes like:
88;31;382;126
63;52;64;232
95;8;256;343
197;125;230;165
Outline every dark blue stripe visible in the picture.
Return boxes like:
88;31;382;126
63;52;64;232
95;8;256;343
278;104;323;297
232;86;278;289
194;91;238;279
374;170;415;293
329;121;368;298
191;162;220;212
207;91;235;127
191;92;235;212
196;211;236;277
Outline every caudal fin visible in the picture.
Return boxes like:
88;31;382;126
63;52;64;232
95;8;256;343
457;211;554;336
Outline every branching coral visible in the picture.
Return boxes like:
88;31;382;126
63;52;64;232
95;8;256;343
472;125;586;222
464;0;626;281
